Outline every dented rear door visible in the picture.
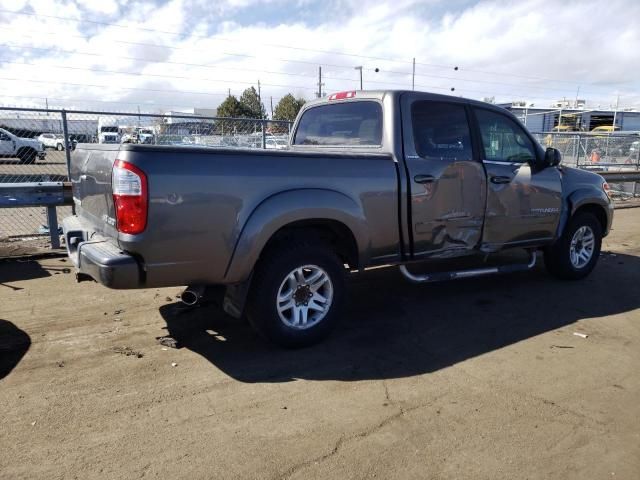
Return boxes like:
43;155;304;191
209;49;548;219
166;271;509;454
401;96;486;257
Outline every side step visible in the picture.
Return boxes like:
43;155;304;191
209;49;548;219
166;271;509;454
399;251;537;283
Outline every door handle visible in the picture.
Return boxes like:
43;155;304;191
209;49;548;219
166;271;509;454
414;174;435;184
490;175;511;185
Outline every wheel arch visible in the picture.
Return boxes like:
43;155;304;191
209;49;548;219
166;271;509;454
559;187;612;238
224;188;369;283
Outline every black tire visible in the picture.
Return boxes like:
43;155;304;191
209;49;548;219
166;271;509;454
246;241;346;348
544;212;602;280
18;149;37;165
56;143;64;151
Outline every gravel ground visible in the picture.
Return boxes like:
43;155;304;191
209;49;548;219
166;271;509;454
0;209;639;480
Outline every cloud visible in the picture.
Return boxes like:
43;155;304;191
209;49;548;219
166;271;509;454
0;0;638;113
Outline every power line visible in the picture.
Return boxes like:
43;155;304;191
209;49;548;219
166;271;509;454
0;76;280;98
1;24;625;96
0;9;451;69
0;59;318;91
1;41;614;101
0;93;220;111
0;8;628;89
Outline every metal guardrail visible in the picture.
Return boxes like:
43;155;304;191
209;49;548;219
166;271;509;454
599;171;640;182
0;182;72;248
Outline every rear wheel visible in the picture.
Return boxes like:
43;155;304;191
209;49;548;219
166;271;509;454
544;212;602;280
246;241;345;348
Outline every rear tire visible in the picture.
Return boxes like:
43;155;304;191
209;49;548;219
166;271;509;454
544;212;602;280
246;241;345;348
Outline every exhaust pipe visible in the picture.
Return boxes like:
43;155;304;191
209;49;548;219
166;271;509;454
181;285;206;306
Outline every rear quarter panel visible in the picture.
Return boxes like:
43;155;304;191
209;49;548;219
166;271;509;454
117;146;399;287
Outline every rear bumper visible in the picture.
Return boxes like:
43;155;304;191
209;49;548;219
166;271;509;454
62;216;142;289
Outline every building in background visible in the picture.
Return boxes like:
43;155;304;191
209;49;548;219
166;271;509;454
501;100;640;133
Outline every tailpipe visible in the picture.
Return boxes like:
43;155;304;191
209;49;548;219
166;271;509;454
180;285;206;306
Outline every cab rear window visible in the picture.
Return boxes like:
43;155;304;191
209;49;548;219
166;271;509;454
293;101;382;146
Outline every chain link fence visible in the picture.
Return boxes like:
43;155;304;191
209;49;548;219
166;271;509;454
533;131;640;202
533;131;640;169
0;107;292;255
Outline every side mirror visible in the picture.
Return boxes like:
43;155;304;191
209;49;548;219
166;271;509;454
544;147;561;167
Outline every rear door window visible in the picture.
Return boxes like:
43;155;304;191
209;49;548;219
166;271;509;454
411;101;473;160
293;101;382;146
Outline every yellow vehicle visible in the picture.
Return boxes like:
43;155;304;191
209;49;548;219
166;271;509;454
551;125;576;133
545;125;576;147
591;125;620;133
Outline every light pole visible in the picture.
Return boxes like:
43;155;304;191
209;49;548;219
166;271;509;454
354;66;363;90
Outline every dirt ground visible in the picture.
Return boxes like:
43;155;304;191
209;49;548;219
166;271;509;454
1;209;639;480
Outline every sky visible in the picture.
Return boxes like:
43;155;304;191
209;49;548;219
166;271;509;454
0;0;638;114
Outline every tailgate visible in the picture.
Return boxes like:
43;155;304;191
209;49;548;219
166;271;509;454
70;144;121;236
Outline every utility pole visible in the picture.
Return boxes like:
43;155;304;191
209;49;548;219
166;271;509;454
228;88;231;97
412;58;415;90
257;80;261;102
354;66;363;90
45;97;49;110
612;94;620;129
270;96;274;119
316;66;324;98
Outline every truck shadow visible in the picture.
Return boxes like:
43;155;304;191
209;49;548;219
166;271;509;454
0;319;31;380
159;252;640;383
0;259;57;290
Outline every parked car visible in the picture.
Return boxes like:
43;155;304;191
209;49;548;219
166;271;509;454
0;127;46;163
591;125;620;133
38;133;66;151
544;125;578;148
63;90;613;347
265;137;288;150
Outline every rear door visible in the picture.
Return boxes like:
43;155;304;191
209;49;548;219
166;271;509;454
401;96;487;257
472;107;562;250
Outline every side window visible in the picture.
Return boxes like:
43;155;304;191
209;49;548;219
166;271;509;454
0;132;10;141
411;101;472;160
475;109;536;163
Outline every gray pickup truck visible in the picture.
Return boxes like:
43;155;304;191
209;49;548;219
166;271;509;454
63;90;613;347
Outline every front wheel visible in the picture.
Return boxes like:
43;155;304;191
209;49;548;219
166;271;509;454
246;241;345;348
56;143;64;151
544;212;602;280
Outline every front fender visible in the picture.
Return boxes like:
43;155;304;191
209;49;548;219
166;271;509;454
224;188;370;283
558;186;613;237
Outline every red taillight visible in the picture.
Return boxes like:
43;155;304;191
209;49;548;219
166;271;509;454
328;91;356;101
112;160;147;234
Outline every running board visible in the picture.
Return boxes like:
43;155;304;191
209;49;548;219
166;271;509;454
399;251;537;284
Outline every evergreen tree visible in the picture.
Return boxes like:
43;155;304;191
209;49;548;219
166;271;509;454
239;87;267;119
216;95;247;118
274;94;306;122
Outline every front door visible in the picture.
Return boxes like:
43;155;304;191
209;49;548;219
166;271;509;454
402;98;486;257
472;107;562;250
0;131;13;155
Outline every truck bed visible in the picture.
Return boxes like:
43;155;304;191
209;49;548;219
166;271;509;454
68;144;400;288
